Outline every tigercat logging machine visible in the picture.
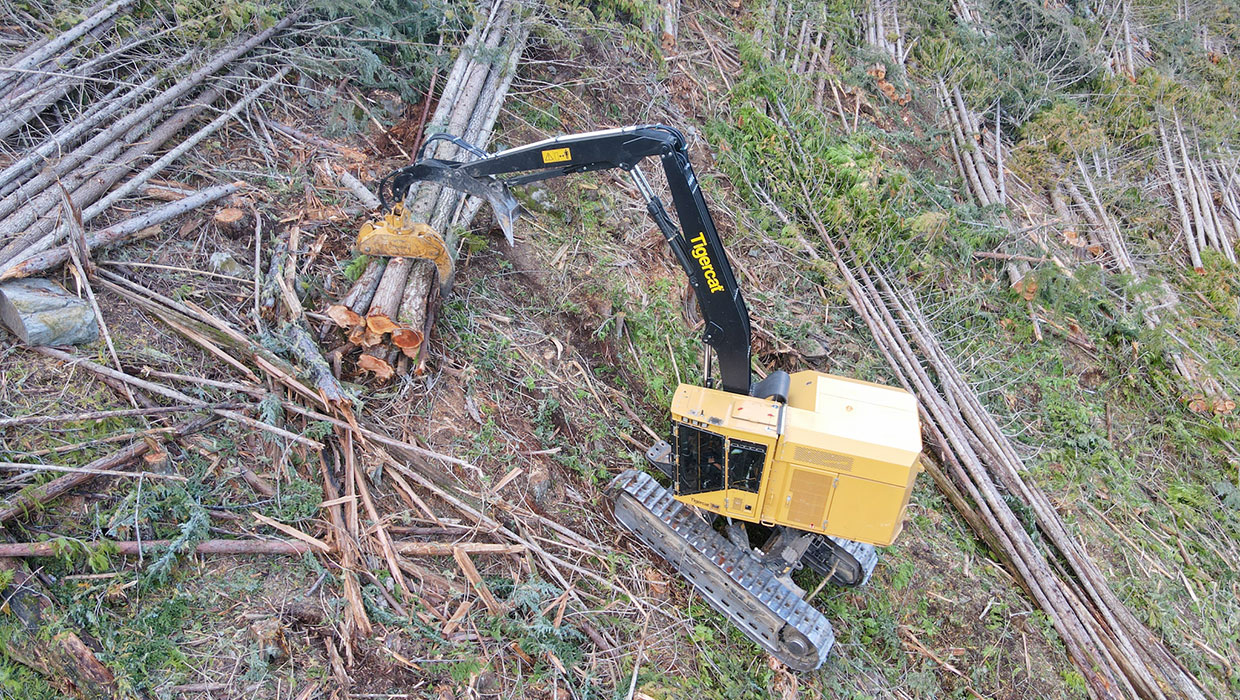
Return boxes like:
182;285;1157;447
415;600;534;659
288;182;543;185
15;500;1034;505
366;125;923;670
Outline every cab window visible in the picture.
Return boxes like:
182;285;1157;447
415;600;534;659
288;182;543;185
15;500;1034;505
727;440;765;493
675;424;724;495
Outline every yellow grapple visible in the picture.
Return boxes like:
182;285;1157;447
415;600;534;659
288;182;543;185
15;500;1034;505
355;204;453;287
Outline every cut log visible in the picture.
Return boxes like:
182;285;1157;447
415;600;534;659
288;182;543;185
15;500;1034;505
0;16;124;141
0;83;227;268
339;171;382;210
0;558;120;700
0;278;98;346
282;321;350;407
0;55;188;197
357;353;394;380
1;182;241;280
328;0;526;379
326;304;363;329
80;66;290;225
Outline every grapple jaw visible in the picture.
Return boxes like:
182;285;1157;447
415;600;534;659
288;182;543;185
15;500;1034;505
355;204;454;288
387;160;523;245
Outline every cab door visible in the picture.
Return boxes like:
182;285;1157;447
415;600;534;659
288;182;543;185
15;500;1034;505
723;438;767;519
674;423;726;505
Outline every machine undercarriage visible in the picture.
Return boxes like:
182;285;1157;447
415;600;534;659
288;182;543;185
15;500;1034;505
615;445;880;668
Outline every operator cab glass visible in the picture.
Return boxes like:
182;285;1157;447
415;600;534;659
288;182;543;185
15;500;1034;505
676;424;724;494
727;440;765;492
674;423;767;497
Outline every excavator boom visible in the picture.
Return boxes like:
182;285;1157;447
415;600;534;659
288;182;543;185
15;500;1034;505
363;126;923;670
380;125;753;395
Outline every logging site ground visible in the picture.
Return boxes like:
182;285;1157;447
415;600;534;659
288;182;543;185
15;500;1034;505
1;0;1239;699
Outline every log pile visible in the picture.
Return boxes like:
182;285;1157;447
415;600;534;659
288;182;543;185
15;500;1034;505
326;0;530;380
1157;114;1239;270
861;0;908;66
0;3;299;281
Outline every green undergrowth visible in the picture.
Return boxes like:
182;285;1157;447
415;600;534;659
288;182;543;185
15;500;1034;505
688;1;1240;695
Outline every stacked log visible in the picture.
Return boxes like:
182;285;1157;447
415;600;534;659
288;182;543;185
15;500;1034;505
1156;114;1239;271
862;0;907;66
329;0;529;380
0;8;299;277
799;193;1213;700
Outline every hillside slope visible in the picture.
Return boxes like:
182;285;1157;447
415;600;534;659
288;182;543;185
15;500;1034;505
0;0;1237;699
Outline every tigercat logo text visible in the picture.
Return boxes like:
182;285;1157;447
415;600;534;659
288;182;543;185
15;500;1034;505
689;232;725;293
541;147;571;163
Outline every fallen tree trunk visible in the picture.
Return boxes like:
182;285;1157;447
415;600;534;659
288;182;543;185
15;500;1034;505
1;181;242;280
0;82;229;264
794;179;1212;699
0;16;128;141
81;67;290;223
0;10;298;235
0;64;177;197
0;558;119;700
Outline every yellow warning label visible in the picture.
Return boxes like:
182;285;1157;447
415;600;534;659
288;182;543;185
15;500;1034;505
541;147;571;164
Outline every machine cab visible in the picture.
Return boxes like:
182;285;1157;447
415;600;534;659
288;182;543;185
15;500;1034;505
669;386;781;521
668;371;922;546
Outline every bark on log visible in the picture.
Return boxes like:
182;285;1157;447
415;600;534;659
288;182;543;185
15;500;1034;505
1;0;132;79
333;0;525;376
11;82;229;256
0;67;170;196
82;67;290;225
380;12;530;369
802;200;1209;699
0;17;125;141
1;182;241;280
0;558;119;700
283;321;349;407
0;11;297;228
339;171;381;210
0;278;98;346
0;85;225;268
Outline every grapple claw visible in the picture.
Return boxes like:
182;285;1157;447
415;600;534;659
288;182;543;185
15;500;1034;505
355;204;454;288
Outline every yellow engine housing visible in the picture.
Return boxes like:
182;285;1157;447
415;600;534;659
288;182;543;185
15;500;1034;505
669;370;922;546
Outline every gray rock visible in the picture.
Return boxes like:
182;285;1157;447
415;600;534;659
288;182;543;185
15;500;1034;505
0;278;97;346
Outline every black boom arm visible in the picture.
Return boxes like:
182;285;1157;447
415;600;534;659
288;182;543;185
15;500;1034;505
385;125;753;395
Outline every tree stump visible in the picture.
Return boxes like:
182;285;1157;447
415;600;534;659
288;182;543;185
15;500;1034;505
213;206;254;239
